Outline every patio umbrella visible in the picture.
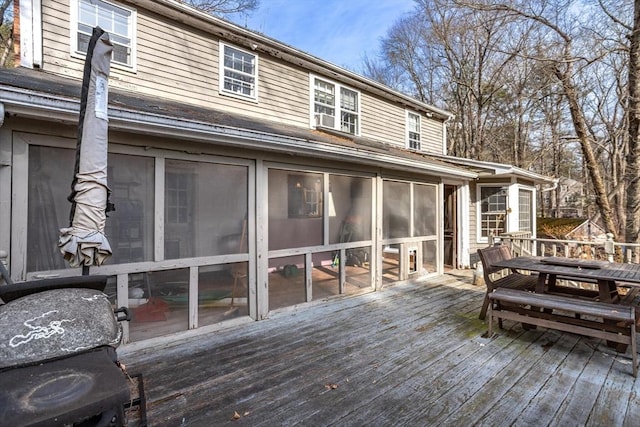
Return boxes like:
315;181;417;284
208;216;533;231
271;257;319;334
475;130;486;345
59;27;114;274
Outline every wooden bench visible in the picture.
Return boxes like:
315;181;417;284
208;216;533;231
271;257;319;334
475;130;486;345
487;287;637;376
477;245;539;320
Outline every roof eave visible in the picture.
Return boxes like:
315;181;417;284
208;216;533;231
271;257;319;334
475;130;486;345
0;87;476;180
136;0;453;121
432;154;554;184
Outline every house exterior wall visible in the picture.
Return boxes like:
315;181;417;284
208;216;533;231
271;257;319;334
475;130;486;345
468;177;537;265
3;0;555;348
2;114;448;344
39;0;446;151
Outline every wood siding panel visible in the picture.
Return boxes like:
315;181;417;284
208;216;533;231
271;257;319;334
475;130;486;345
41;1;311;128
423;118;444;154
360;93;405;144
42;1;83;78
40;1;445;143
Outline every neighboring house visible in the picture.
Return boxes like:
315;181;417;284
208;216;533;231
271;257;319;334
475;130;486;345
0;0;552;345
541;176;584;218
537;218;607;242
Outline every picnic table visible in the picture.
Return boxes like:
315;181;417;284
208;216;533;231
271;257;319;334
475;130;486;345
492;256;640;303
487;255;639;376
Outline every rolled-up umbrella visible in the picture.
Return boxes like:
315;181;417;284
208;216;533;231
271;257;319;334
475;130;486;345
59;27;113;274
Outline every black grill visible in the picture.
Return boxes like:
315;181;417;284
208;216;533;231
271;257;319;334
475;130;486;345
0;347;130;427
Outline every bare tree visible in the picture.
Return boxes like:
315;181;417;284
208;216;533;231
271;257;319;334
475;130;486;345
0;0;13;67
369;0;553;168
447;0;629;238
625;0;640;243
182;0;259;16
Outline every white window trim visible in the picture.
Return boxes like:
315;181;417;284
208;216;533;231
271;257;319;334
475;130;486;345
516;184;536;238
309;74;361;136
476;183;510;243
406;110;421;151
70;0;138;72
218;41;259;102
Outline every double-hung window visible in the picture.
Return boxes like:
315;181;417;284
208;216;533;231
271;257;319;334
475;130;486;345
407;111;421;150
312;76;360;135
220;42;258;100
479;186;508;240
518;188;533;232
73;0;135;68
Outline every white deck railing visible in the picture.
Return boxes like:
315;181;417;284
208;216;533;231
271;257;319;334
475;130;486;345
492;232;640;264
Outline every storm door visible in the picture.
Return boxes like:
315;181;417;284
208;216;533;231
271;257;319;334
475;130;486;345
444;185;457;268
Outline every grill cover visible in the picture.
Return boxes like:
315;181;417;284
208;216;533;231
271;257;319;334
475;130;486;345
0;288;121;369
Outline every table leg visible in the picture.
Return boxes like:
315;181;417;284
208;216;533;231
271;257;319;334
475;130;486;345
522;272;549;331
536;273;548;294
598;279;627;351
598;279;619;304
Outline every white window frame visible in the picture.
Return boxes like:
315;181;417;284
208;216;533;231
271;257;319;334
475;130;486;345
70;0;137;71
309;75;360;136
219;42;259;101
476;184;509;243
406;111;421;151
518;187;533;233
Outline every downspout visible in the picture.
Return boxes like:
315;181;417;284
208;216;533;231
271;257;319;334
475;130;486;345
540;178;560;193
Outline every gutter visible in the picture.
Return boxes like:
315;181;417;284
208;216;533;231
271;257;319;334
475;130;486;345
136;0;454;121
430;153;554;184
0;87;477;180
540;178;560;192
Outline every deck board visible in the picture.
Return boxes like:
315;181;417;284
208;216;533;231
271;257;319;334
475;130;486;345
120;272;640;426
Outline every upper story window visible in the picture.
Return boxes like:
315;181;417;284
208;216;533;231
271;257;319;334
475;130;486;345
407;111;421;150
311;76;360;135
219;42;258;100
73;0;135;68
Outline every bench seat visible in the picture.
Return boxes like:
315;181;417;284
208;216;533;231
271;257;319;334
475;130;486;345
492;273;539;290
487;288;637;377
477;245;539;320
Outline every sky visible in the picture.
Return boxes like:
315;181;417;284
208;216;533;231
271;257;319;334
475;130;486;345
230;0;417;72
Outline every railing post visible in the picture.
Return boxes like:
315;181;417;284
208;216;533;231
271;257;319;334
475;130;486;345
0;249;11;285
604;233;615;263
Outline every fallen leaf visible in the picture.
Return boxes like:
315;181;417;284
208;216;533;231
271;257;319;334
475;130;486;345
231;411;241;420
325;383;339;390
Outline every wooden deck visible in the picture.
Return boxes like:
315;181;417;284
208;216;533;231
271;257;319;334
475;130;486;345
120;272;640;426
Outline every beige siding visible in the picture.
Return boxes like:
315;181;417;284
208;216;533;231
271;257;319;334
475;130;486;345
42;1;310;128
359;94;446;155
422;118;444;154
359;92;405;143
40;1;445;144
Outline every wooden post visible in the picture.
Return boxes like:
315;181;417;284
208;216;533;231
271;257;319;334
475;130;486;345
604;233;615;263
0;249;11;285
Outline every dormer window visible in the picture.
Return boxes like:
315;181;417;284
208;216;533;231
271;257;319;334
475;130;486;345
311;76;360;135
72;0;135;68
219;42;258;100
407;111;421;151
